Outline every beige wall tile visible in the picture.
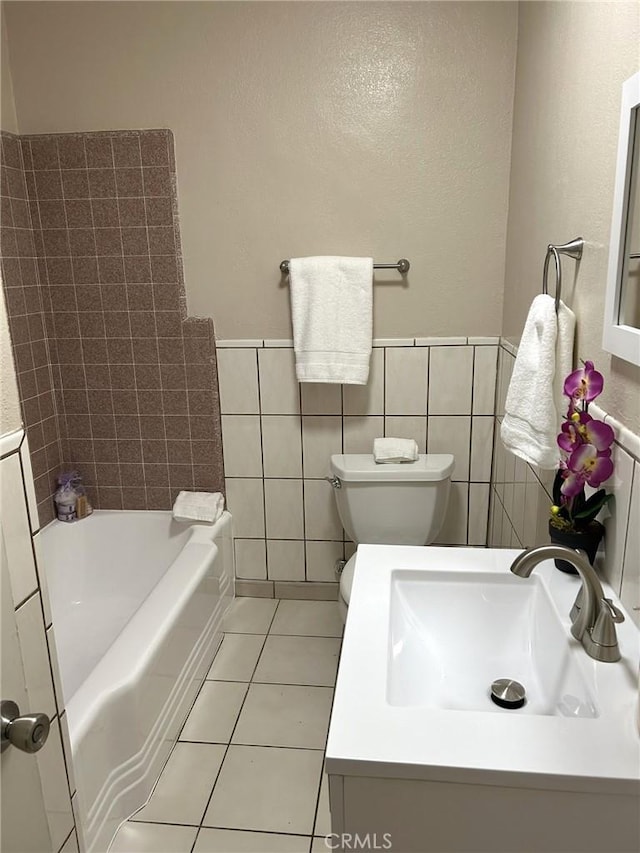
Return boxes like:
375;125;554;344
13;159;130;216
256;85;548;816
264;479;304;539
385;347;428;415
217;348;259;415
302;416;342;479
262;415;302;478
429;346;474;416
258;349;299;415
267;539;305;582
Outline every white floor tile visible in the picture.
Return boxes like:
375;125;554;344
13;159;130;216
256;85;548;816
232;684;333;749
314;772;331;836
59;830;79;853
312;838;331;852
203;745;323;835
111;822;198;853
207;634;265;681
133;742;225;825
270;600;344;637
180;681;248;743
194;827;310;853
223;598;278;633
253;636;341;687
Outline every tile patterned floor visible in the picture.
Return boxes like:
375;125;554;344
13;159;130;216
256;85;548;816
110;599;343;853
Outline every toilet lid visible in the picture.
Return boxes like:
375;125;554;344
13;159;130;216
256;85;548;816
340;554;357;605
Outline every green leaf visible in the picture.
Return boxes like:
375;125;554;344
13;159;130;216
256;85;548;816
573;492;612;520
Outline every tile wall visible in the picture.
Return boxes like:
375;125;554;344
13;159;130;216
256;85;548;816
1;429;79;853
217;337;499;590
489;342;640;626
0;132;64;525
0;129;224;523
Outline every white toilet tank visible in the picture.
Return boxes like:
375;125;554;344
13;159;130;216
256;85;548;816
330;454;454;546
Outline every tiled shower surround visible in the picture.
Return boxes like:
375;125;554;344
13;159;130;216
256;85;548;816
0;129;223;524
1;132;63;523
216;338;498;592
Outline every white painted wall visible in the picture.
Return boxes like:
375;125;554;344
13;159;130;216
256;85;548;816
3;1;518;340
502;1;640;433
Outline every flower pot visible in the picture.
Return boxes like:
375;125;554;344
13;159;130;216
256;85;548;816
548;519;605;574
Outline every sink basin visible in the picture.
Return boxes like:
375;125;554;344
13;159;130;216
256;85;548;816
388;570;597;716
326;544;640;795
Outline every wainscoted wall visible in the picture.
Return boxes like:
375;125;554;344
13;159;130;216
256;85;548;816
0;129;224;524
217;338;498;594
0;429;79;853
489;341;640;627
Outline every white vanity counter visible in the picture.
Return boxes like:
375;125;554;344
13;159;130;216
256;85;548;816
326;545;640;794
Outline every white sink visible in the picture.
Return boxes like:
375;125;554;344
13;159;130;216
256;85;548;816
326;545;640;794
388;570;598;717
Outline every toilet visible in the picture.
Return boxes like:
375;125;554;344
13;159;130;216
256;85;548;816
329;453;455;620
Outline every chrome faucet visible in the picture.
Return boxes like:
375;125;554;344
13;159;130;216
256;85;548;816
510;545;625;663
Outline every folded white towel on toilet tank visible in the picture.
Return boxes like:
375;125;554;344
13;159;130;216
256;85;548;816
288;256;373;384
373;437;419;464
172;491;224;524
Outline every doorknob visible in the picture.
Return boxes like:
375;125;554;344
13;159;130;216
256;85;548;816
1;700;50;754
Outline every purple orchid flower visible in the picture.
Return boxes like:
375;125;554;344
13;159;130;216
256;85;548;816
560;444;614;498
563;360;604;405
557;412;614;454
553;360;614;533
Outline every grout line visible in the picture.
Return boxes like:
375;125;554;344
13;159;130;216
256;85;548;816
56;827;75;853
300;406;308;582
181;739;326;751
266;632;343;639
255;349;269;579
13;585;39;613
194;824;313;839
467;347;477;546
137;133;161;509
190;603;280;849
311;633;344;839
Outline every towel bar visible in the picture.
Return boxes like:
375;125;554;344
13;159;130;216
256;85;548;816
279;258;410;275
542;238;584;312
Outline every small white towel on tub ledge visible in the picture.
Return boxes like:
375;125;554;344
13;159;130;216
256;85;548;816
288;256;373;384
500;294;568;469
172;491;224;524
373;437;419;464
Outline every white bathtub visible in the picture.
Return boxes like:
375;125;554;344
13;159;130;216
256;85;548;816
41;510;234;853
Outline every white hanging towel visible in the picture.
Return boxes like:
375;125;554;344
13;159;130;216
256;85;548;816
289;256;373;384
172;491;224;524
553;299;576;421
500;294;571;469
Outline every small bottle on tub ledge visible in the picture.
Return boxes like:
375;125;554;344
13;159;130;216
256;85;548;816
54;471;93;522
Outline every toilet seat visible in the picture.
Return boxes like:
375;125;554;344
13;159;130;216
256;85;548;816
339;553;357;605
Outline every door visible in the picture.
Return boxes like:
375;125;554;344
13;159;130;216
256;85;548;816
0;534;53;852
0;441;76;853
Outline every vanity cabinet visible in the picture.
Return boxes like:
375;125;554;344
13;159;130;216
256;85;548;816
328;772;639;853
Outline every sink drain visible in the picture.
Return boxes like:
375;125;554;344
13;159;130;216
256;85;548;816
490;678;526;710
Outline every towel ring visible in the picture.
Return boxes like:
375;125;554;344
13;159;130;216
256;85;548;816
542;238;585;313
543;247;562;313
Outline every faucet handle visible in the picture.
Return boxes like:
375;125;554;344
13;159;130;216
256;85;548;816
587;598;625;662
601;598;625;623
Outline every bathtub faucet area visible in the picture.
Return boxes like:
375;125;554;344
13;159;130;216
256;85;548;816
510;544;625;662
